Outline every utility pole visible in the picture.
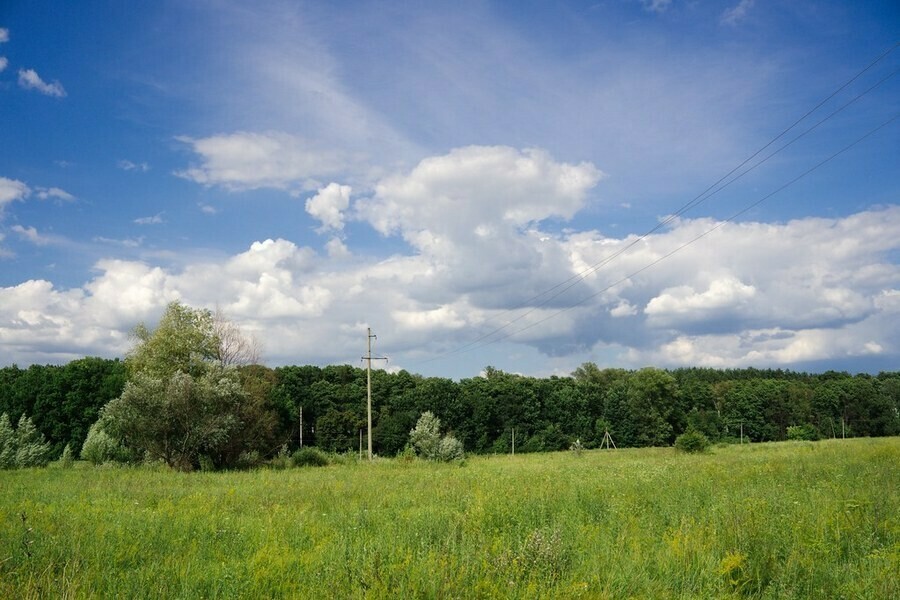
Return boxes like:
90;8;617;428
362;328;387;460
299;406;303;448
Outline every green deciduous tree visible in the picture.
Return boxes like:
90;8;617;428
98;301;276;470
14;414;51;467
103;367;245;470
0;413;15;469
126;302;220;378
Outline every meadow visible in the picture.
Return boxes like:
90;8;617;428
1;438;897;599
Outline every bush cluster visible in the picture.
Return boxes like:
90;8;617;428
409;412;465;462
786;423;820;441
291;447;329;467
674;429;711;453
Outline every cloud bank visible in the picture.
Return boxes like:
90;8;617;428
2;145;898;374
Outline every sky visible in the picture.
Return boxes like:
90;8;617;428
0;0;898;379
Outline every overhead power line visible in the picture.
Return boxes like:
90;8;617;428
413;41;899;367
465;111;900;353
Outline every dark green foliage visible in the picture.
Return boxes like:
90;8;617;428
291;447;329;467
786;424;820;441
675;429;711;453
0;359;126;458
5;348;900;463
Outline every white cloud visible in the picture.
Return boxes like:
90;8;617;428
175;131;348;191
11;225;55;246
358;145;602;241
641;0;672;14
325;237;350;259
306;183;351;231
356;145;603;307
0;57;8;72
0;177;30;209
198;203;218;215
36;187;75;202
18;68;67;97
134;213;164;225
645;277;757;320
118;160;150;172
721;0;755;25
610;300;638;318
0;28;8;43
93;236;144;248
0;140;898;374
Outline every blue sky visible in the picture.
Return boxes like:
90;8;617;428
1;0;898;378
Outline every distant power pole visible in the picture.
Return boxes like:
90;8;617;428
362;328;387;460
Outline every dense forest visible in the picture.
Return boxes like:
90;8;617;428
1;358;898;461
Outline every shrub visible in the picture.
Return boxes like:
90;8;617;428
409;412;442;460
291;447;329;467
397;444;416;462
786;424;820;441
58;444;75;468
269;444;292;470
409;412;465;462
235;450;262;469
81;419;134;465
675;429;710;454
437;435;465;463
570;438;585;456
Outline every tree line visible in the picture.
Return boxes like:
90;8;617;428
0;303;898;469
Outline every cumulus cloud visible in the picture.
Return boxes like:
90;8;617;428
0;28;8;43
0;57;7;72
356;145;603;307
0;140;898;375
359;146;603;239
645;277;757;323
0;177;30;209
18;68;67;97
175;131;348;191
306;183;351;231
325;237;350;259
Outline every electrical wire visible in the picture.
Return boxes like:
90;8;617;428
412;42;899;367
463;111;900;353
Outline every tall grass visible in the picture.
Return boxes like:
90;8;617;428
1;438;897;598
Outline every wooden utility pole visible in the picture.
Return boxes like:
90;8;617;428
362;328;387;460
299;406;303;447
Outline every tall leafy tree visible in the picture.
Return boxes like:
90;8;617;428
100;301;275;470
103;368;245;470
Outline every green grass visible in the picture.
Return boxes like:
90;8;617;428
1;438;898;599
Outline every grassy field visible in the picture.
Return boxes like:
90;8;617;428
1;438;897;599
